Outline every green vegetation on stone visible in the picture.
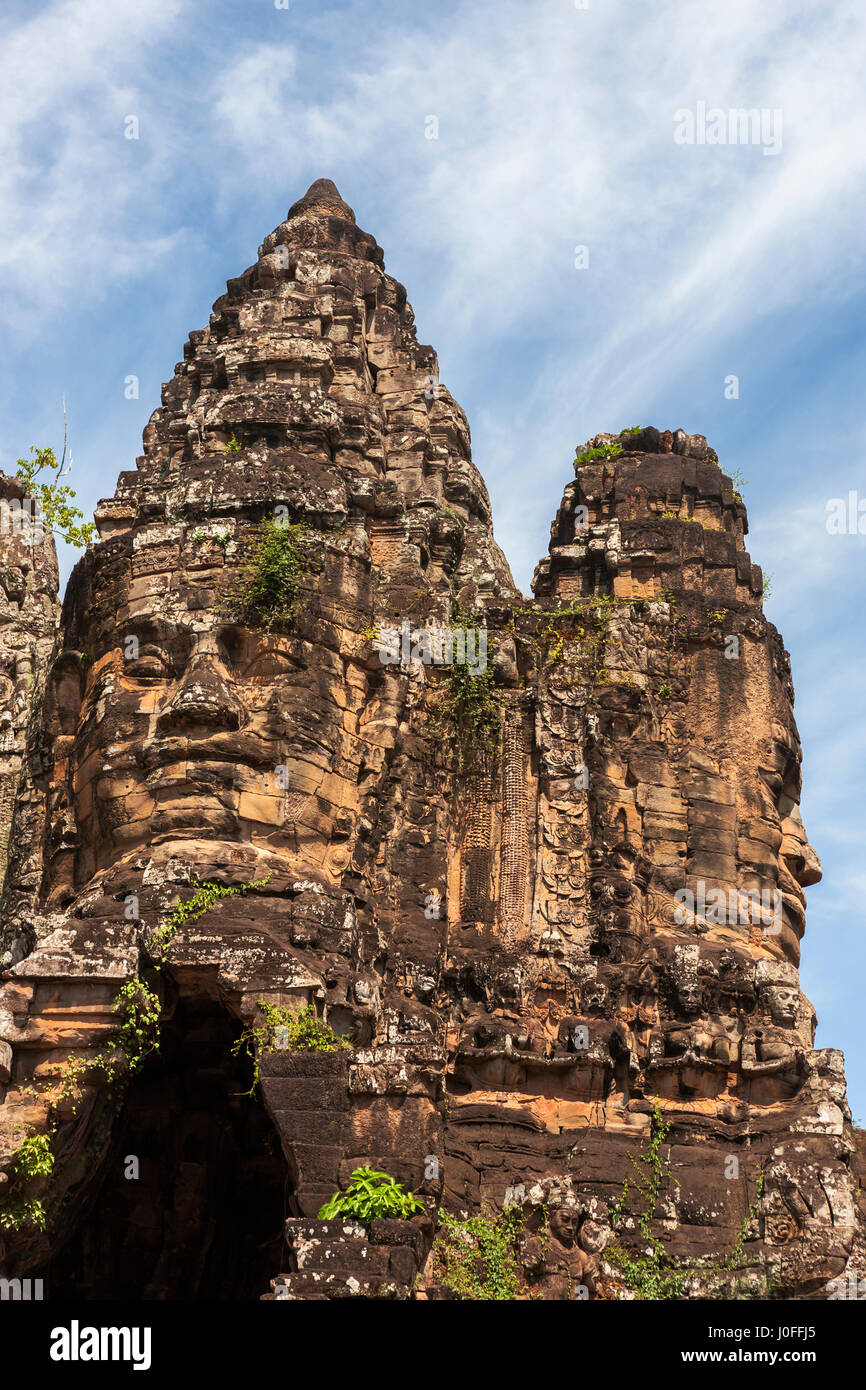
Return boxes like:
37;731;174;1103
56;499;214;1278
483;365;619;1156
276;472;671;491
430;654;503;778
317;1166;423;1222
0;874;272;1234
232;1001;351;1096
574;441;623;466
606;1100;767;1300
152;874;272;961
431;1205;538;1300
728;468;747;503
235;518;313;631
15;446;95;548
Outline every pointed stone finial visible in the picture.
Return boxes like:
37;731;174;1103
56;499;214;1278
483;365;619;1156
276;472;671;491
288;178;355;223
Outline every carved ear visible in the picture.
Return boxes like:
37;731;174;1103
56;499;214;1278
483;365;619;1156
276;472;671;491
48;652;86;736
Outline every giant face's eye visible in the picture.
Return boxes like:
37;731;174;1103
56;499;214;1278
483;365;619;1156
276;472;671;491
759;742;801;814
242;649;296;680
123;645;176;682
760;768;784;799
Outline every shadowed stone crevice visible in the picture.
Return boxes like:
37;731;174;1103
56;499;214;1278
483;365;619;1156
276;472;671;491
36;996;289;1301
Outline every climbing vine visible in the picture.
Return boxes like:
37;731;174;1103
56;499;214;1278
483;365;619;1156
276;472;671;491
427;603;505;779
430;655;505;778
0;874;273;1234
653;586;685;716
430;1205;538;1301
151;874;272;961
606;1101;687;1300
510;594;616;686
100;981;162;1082
606;1100;767;1300
0;1135;54;1232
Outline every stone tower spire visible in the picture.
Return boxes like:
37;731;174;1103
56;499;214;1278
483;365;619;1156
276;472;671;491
0;189;862;1302
287;177;356;221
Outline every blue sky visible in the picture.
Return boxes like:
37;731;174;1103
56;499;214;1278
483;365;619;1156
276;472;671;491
2;0;865;1114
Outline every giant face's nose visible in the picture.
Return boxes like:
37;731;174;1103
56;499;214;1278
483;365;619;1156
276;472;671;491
156;652;244;734
780;803;823;888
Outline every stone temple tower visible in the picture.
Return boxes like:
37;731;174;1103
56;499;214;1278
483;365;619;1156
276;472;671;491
0;180;862;1300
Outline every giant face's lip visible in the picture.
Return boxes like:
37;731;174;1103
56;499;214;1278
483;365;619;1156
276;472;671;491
136;732;282;772
146;764;239;790
779;889;805;936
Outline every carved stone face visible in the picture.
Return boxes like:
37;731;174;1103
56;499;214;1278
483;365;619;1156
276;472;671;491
541;447;824;981
757;973;800;1028
1;191;855;1305
47;565;357;895
549;1205;578;1247
755;721;823;952
670;943;703;1015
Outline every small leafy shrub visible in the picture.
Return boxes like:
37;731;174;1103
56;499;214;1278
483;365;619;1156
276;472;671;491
0;1195;47;1232
233;518;312;631
431;1205;537;1300
317;1167;423;1222
232;1001;350;1094
192;528;229;549
728;468;747;502
10;1134;54;1180
430;656;503;777
225;434;241;453
575;441;623;466
762;572;774;599
620;425;643;436
15;445;95;547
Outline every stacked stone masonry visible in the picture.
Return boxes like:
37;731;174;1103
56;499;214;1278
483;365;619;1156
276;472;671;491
0;180;863;1300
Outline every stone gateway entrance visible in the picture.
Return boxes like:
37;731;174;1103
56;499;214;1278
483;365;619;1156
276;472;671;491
37;994;288;1301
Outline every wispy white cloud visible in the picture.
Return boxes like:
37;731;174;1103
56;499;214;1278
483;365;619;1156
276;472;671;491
0;0;188;328
201;0;866;586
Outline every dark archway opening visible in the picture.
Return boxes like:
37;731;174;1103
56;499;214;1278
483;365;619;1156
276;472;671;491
42;993;289;1300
